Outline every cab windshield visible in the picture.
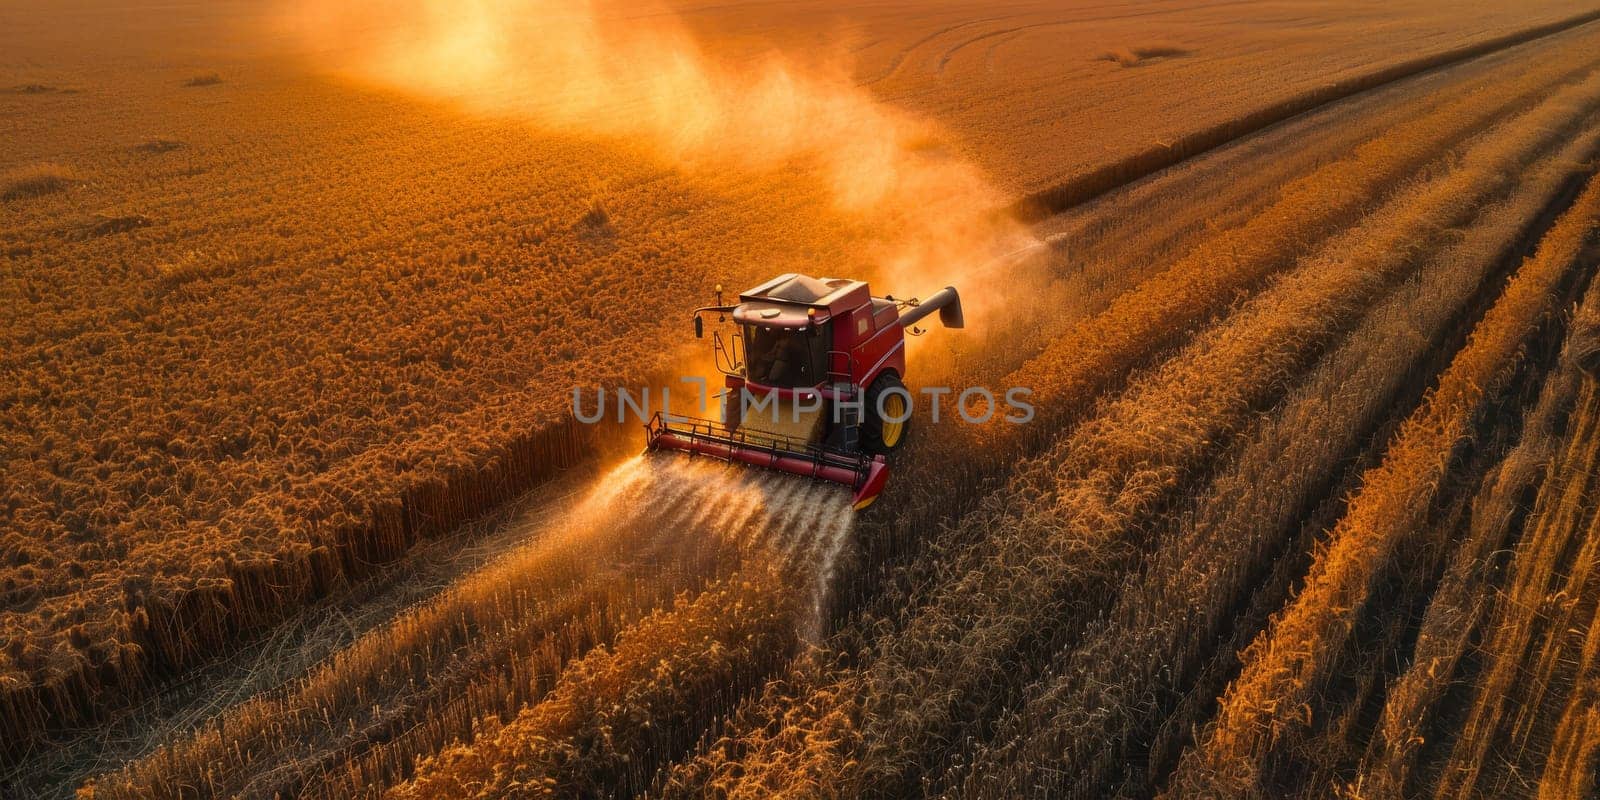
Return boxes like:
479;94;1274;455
744;324;829;387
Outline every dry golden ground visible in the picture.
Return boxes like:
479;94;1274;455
8;2;1600;798
6;0;1571;747
1170;151;1600;800
79;49;1481;793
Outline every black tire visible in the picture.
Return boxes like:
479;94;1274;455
862;372;911;454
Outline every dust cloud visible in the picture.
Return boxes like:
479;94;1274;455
272;0;1039;334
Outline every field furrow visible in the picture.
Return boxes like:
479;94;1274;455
935;99;1600;800
1350;314;1600;798
1164;152;1600;800
1431;364;1600;798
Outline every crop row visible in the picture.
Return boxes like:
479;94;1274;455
1258;243;1588;795
1437;389;1600;795
1348;340;1586;796
388;574;798;800
1165;145;1600;798
1357;299;1600;799
935;105;1600;800
854;72;1600;797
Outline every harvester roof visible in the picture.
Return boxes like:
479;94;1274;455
734;273;869;328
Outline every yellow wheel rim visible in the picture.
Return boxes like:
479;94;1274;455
881;393;906;447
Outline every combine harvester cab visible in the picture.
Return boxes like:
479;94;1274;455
646;273;963;510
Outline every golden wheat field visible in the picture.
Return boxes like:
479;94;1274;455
7;0;1600;797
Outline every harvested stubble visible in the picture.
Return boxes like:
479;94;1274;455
1431;360;1600;796
1165;156;1600;800
1536;512;1600;800
389;574;798;800
940;101;1600;800
654;53;1600;800
1349;283;1600;798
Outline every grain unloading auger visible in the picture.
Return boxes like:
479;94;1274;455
645;273;963;511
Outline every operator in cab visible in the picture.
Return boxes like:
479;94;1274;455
748;327;815;387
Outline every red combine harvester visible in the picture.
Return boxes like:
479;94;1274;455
645;273;963;510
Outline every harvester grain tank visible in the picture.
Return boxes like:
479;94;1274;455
644;273;964;510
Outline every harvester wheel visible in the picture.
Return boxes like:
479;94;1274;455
863;373;911;454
